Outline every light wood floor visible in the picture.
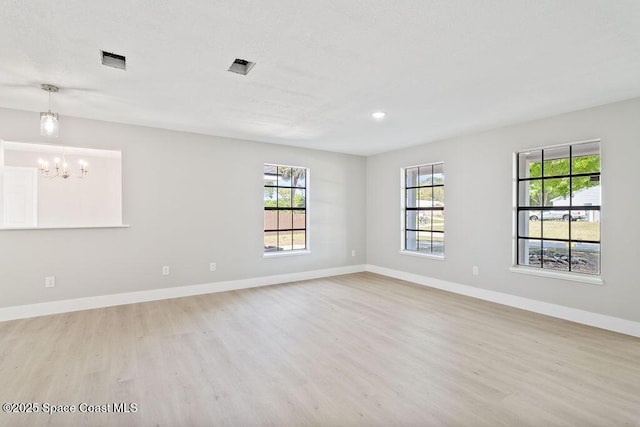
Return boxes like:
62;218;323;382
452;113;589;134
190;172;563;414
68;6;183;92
1;272;639;426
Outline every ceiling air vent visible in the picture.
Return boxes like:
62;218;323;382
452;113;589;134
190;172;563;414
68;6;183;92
228;58;255;75
101;51;126;70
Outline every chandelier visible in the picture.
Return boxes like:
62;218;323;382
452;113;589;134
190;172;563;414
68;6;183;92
38;149;88;179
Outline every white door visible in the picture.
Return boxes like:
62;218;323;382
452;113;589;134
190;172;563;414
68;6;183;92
2;166;38;227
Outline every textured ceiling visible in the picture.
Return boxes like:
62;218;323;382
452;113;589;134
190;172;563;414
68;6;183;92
1;0;639;156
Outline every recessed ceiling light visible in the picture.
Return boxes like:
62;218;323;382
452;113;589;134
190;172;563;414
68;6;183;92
372;111;386;120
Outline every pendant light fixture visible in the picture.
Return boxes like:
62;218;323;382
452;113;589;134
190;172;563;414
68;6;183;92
40;84;59;138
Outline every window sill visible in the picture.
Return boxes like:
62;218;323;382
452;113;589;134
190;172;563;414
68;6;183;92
398;250;445;261
263;250;311;258
509;266;603;286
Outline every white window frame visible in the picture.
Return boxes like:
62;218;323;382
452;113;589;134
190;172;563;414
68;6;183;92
510;139;603;285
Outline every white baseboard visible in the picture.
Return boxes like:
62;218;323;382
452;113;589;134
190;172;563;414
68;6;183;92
0;264;366;322
3;263;638;338
365;264;640;338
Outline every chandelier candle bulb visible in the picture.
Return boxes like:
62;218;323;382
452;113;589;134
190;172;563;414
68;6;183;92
79;160;89;176
38;159;50;174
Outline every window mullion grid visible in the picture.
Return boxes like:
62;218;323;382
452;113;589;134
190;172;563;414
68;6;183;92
568;145;573;272
517;143;601;275
540;149;545;261
265;165;307;252
404;164;444;255
516;235;599;245
406;184;444;190
405;169;409;252
416;173;420;252
517;154;520;267
405;166;409;234
425;165;431;253
429;184;434;253
276;167;281;251
518;171;596;181
277;187;281;251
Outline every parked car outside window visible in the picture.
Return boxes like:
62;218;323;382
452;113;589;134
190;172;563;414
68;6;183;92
529;210;586;221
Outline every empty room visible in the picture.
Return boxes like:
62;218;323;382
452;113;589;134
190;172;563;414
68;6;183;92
1;1;639;426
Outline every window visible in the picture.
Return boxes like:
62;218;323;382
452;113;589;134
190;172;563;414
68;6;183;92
264;164;308;253
516;140;601;275
402;163;444;256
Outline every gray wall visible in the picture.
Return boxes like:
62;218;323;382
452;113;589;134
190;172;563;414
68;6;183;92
2;97;639;323
0;107;366;307
367;97;640;322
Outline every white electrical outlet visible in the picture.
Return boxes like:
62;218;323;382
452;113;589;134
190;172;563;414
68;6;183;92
210;262;217;272
351;250;356;257
162;266;170;276
473;266;479;276
45;276;56;288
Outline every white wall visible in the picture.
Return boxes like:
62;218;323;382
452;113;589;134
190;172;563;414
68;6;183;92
0;107;366;307
367;97;640;323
